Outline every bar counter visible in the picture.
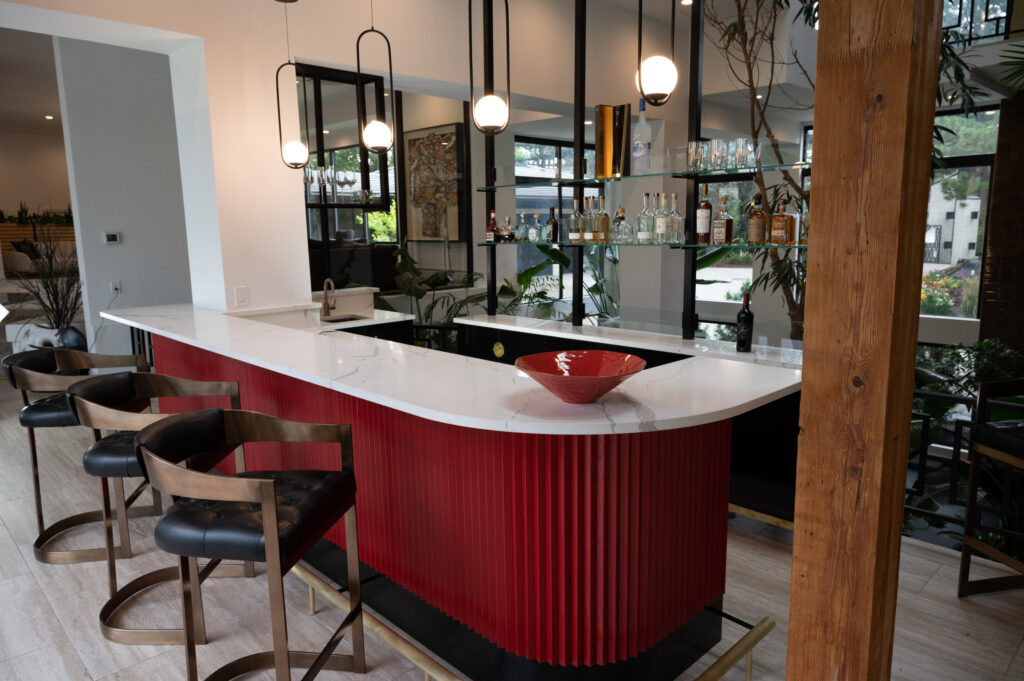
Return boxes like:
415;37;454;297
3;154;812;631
104;304;802;679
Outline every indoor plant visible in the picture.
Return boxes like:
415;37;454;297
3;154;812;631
13;226;84;349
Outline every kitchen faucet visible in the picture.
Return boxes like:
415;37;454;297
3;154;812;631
321;278;336;318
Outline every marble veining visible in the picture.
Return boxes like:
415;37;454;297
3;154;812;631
103;305;802;435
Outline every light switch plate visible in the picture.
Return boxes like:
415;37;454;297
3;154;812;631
103;232;121;244
234;285;249;307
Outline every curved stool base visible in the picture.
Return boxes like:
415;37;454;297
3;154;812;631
205;650;358;681
33;502;163;564
100;561;255;645
100;566;188;645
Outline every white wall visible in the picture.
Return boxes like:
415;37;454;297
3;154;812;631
55;37;192;354
0;129;70;216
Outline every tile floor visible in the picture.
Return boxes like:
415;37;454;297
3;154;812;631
0;383;1021;680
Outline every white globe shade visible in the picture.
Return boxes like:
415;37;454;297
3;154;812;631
473;94;509;133
282;140;309;167
634;55;678;104
362;120;394;152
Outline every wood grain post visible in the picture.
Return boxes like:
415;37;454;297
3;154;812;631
787;2;942;680
979;93;1024;353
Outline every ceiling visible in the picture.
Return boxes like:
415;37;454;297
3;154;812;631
0;27;63;136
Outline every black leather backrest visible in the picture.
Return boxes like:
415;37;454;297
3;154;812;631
2;349;57;389
65;372;140;422
136;408;234;468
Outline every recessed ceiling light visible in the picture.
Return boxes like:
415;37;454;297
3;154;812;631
755;94;763;100
323;130;330;134
44;115;54;120
383;92;389;97
680;0;693;5
584;120;593;125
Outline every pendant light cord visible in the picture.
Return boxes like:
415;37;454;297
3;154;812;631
369;0;375;29
284;2;292;60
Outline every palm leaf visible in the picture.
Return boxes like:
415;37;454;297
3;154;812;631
1001;45;1024;95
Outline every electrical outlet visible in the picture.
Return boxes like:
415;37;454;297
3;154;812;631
110;281;122;295
234;285;249;307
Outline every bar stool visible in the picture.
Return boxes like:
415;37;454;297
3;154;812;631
67;371;255;645
138;409;365;681
958;378;1024;597
2;347;149;563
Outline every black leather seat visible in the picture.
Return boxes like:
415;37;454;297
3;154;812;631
20;392;79;428
137;408;365;681
974;419;1024;458
155;469;355;563
82;431;144;478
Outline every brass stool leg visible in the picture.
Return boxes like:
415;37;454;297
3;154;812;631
266;553;291;681
100;478;118;598
112;478;133;559
179;556;200;681
308;584;316;615
346;508;366;673
27;427;45;536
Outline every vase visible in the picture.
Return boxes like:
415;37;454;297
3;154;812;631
58;326;87;350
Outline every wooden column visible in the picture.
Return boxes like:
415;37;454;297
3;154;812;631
979;93;1024;353
787;3;942;681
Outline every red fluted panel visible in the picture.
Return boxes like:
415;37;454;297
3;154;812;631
153;336;730;666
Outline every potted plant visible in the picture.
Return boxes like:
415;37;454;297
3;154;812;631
11;226;85;350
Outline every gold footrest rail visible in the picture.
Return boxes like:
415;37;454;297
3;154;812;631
291;563;461;681
695;616;775;681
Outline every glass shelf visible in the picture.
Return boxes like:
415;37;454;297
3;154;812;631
475;162;810;192
477;241;807;250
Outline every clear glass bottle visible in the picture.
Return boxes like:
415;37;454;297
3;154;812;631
613;206;635;243
568;198;583;244
502;216;513;243
669;193;683;244
655;193;670;244
632;99;652;174
527;213;540;243
517;212;529;242
596;196;610;244
583;196;596;243
637;193;654;244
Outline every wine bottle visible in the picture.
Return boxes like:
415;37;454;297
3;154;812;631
596;196;610;244
655;193;669;245
669;193;683;244
696;184;712;245
545;207;558;243
736;292;753;353
583;196;596;242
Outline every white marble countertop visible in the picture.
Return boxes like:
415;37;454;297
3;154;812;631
102;304;802;435
455;314;803;370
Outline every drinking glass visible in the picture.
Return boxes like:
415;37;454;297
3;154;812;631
710;139;729;170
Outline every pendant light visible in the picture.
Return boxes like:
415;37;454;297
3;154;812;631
356;0;398;153
636;0;678;106
274;0;311;168
467;0;511;134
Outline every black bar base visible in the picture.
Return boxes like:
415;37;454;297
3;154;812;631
304;541;722;681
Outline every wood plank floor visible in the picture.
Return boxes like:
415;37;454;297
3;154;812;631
0;383;1020;680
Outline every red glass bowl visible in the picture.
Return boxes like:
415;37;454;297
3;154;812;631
514;350;647;404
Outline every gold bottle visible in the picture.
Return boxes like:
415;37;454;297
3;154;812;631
770;200;796;245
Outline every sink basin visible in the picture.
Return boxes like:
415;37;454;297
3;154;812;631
320;314;367;323
514;350;646;404
231;307;369;331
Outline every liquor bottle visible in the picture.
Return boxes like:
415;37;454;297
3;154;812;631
528;214;540;243
711;194;734;244
654;193;669;245
637;193;654;244
736;292;753;353
485;209;496;242
770;199;796;245
669;193;683;244
747;193;767;245
545;207;558;243
517;213;528;242
631;99;652;174
502;216;513;243
568;198;583;243
696;184;712;245
596;196;610;244
612;206;634;243
589;195;598;242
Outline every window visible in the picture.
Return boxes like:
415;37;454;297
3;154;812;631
513;137;599;299
296;65;398;291
968;241;976;251
945;211;956;220
970;211;979;220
